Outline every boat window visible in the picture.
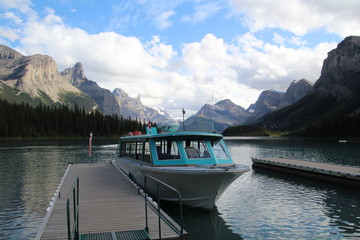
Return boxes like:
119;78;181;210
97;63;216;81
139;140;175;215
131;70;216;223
143;141;151;163
184;140;211;159
118;142;125;157
130;142;137;159
134;142;142;160
124;142;131;157
155;140;180;160
121;140;152;164
211;140;229;159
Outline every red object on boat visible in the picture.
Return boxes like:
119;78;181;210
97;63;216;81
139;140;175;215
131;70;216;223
128;131;142;136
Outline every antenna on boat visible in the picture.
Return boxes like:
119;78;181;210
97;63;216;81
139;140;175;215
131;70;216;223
182;108;185;132
211;78;214;133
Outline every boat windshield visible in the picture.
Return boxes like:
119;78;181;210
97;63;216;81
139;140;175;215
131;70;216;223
211;140;230;159
184;140;211;159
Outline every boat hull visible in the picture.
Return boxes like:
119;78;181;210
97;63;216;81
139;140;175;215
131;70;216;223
115;157;249;211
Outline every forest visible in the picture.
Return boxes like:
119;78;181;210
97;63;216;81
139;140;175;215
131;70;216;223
0;99;147;138
303;113;360;138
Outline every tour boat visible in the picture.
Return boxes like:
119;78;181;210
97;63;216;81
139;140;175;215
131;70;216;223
115;124;250;211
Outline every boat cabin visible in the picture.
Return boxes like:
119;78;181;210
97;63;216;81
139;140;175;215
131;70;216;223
117;131;234;166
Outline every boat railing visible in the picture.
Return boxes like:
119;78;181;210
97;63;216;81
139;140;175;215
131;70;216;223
144;174;184;240
66;176;79;240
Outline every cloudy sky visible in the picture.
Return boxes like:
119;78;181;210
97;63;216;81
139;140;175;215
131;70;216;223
1;0;359;119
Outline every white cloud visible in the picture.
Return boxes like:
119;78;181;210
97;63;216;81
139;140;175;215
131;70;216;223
0;0;37;20
2;11;23;24
111;0;183;31
0;26;19;42
0;0;31;12
230;0;360;37
155;10;175;30
179;33;336;114
182;1;224;23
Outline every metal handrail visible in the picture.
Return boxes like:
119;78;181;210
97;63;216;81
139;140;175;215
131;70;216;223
144;175;184;239
67;177;79;240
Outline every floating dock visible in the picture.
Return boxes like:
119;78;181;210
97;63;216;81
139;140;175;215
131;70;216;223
252;157;360;188
36;163;185;240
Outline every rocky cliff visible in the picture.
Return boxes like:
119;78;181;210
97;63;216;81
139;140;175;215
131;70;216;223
246;79;313;123
0;45;96;109
256;36;360;131
62;62;121;115
247;90;284;121
278;79;314;108
315;36;360;97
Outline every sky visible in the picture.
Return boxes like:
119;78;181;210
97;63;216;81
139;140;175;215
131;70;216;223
0;0;359;119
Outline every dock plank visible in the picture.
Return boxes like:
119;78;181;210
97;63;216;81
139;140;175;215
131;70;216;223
252;157;360;187
38;163;183;240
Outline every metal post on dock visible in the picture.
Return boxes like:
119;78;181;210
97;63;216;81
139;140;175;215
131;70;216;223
88;132;92;157
157;182;162;240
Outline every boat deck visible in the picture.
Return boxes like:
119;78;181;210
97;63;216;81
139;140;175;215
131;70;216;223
252;157;360;187
36;163;184;240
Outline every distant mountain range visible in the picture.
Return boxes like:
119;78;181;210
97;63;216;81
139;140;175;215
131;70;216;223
1;36;359;134
185;79;313;132
0;45;173;123
112;88;173;123
184;99;250;132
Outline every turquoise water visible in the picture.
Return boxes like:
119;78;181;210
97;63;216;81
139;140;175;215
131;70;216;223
0;137;359;239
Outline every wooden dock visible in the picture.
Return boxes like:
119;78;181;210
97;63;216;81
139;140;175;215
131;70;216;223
252;157;360;188
36;163;185;240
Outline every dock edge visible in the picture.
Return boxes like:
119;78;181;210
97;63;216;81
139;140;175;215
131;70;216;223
252;157;360;188
35;163;73;240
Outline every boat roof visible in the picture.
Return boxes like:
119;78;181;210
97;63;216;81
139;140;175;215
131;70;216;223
120;131;224;141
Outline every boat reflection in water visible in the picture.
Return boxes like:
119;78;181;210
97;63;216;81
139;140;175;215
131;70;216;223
115;124;250;212
162;203;243;240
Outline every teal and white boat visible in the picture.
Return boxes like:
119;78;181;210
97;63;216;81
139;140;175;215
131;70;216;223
115;125;250;211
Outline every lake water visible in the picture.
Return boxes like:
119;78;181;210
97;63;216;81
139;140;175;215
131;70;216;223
0;137;359;239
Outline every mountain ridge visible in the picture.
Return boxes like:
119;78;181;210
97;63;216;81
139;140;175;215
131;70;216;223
0;44;96;109
62;62;121;115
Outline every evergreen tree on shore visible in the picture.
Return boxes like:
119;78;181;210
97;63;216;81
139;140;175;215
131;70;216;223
0;99;146;138
304;113;360;138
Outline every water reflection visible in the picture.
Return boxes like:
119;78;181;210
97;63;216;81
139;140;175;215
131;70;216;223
0;139;118;239
162;203;243;240
225;137;360;167
217;167;360;239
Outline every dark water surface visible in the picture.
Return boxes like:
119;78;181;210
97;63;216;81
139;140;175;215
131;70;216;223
0;137;359;239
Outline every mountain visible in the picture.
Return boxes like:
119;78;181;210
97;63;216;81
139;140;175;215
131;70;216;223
0;45;96;110
246;89;284;121
247;79;313;123
278;79;314;108
185;99;250;132
185;78;313;133
61;62;120;115
113;88;174;123
256;36;360;131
